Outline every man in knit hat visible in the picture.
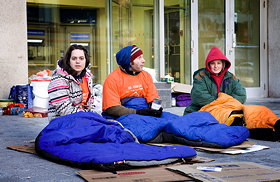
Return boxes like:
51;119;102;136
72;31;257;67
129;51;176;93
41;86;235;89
102;45;162;118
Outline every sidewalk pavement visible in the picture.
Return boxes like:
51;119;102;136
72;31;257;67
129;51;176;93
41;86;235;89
1;98;280;182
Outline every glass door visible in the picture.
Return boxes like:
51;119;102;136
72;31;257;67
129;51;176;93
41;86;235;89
232;0;265;98
191;0;264;98
234;0;262;97
164;0;191;84
111;0;155;72
112;1;131;70
197;0;225;68
164;11;181;82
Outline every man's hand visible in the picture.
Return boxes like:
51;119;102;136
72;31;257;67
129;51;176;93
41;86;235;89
136;107;163;117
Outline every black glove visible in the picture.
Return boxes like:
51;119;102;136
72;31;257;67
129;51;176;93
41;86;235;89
136;107;163;117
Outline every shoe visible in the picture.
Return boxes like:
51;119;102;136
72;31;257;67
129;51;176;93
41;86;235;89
249;128;280;141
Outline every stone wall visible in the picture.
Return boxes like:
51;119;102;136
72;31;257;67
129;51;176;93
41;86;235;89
0;0;28;99
268;0;280;97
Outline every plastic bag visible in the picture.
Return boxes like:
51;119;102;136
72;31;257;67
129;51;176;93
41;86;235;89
29;69;52;81
8;84;33;109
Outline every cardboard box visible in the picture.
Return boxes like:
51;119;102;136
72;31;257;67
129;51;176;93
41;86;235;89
7;145;37;155
77;167;194;182
193;142;269;155
171;82;192;93
167;162;280;182
148;141;268;155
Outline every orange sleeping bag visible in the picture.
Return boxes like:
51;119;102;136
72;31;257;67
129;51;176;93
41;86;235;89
199;93;243;125
243;105;278;129
200;93;278;129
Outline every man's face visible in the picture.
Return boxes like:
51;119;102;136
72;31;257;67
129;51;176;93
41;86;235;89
130;54;145;72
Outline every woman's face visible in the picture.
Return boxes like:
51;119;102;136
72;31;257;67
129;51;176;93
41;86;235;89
70;49;86;75
209;59;223;75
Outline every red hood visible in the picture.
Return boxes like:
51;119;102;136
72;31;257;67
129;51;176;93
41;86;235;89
205;46;231;75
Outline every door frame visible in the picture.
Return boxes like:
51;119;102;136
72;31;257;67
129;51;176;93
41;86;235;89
260;0;268;98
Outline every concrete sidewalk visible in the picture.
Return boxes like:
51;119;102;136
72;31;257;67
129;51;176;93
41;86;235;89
0;98;280;181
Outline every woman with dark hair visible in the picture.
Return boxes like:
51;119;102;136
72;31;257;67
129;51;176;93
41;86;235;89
60;44;90;76
48;44;102;121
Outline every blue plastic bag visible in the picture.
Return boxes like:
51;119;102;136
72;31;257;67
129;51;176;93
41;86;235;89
8;84;33;109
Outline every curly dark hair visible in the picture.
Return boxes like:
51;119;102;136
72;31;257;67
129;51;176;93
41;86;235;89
61;44;90;76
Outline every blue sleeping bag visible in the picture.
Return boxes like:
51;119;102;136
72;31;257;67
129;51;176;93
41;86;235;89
117;111;249;148
113;97;250;148
35;112;197;172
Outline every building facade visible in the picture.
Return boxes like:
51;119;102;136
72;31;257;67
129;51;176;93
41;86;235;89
0;0;279;99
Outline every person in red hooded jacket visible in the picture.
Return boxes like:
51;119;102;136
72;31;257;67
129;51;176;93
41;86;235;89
183;46;247;115
184;46;280;141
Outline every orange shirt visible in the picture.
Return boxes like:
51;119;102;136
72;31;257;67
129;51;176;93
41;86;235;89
102;67;159;111
78;77;90;105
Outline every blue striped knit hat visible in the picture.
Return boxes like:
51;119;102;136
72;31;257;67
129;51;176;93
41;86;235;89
116;45;143;71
